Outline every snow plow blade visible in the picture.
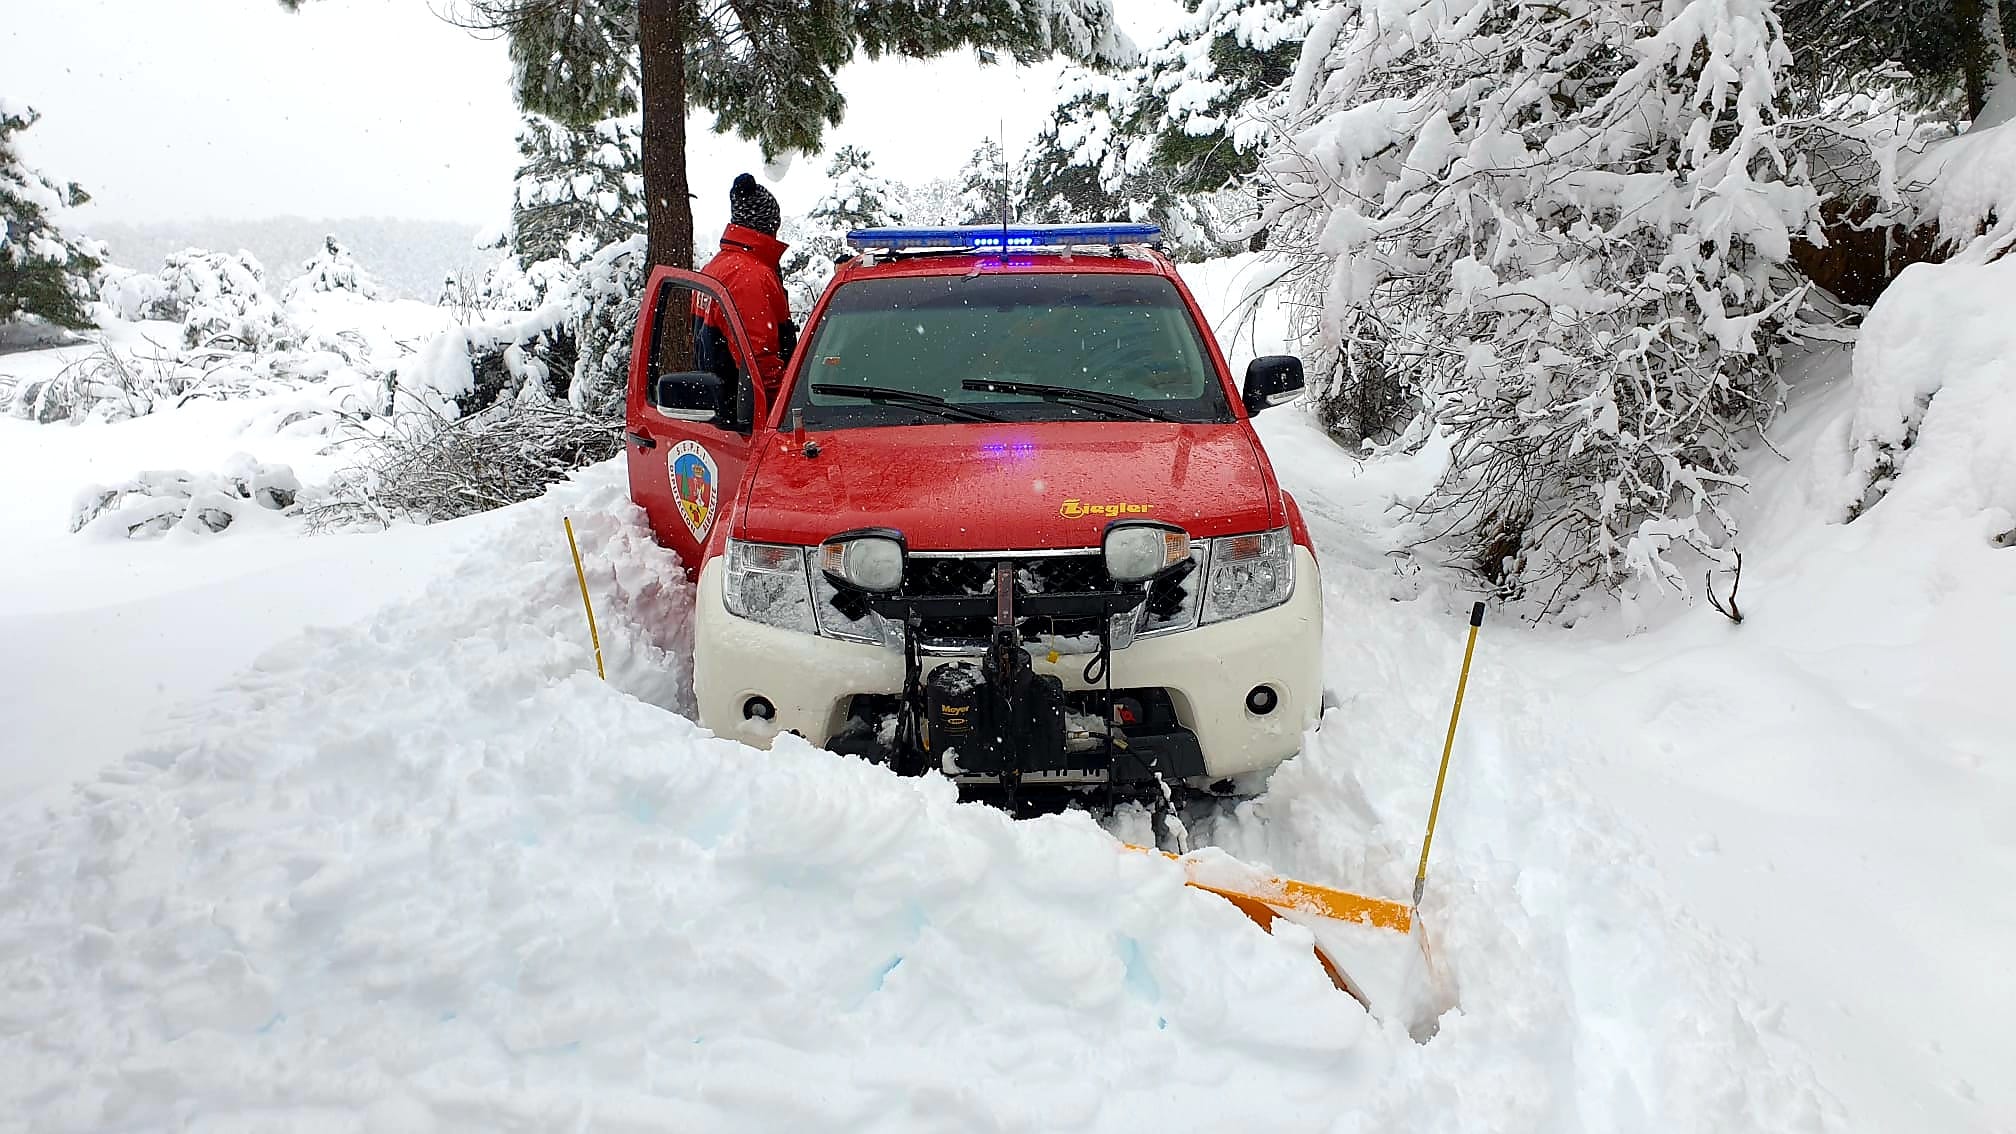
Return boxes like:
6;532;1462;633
1137;846;1446;1037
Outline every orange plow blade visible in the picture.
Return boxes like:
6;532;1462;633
1135;846;1448;1037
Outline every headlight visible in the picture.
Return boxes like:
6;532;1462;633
818;528;907;593
1103;520;1191;583
722;540;817;633
810;565;902;646
1201;528;1293;623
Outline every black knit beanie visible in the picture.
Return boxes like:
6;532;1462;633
728;173;781;237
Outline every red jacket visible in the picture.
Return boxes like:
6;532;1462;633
698;223;792;400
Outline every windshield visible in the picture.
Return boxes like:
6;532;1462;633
787;271;1232;428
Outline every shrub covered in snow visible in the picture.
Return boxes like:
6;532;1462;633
385;298;576;419
283;235;385;303
1255;0;1820;613
4;337;362;426
70;456;302;539
313;402;620;527
6;339;188;423
1;99;100;333
145;248;299;351
93;264;172;323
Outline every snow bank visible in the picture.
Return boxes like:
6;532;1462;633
1910;117;2016;259
0;467;1384;1131
69;455;300;540
1;452;1843;1130
1840;256;2016;540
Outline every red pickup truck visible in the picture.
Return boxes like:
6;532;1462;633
624;224;1322;810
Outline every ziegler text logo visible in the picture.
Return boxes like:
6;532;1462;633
1060;499;1155;519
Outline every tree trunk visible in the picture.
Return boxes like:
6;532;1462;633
639;0;694;270
1957;0;2014;123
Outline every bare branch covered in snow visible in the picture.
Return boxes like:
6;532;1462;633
311;401;621;528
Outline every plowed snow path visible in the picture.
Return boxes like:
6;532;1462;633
1;458;1843;1132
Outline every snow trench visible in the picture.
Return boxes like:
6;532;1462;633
0;463;1834;1131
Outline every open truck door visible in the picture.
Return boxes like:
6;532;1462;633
626;266;773;574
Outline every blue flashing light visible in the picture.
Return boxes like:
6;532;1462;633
978;440;1040;462
846;223;1163;253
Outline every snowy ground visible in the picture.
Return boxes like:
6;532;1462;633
1;266;2009;1131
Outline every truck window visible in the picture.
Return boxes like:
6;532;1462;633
788;273;1233;428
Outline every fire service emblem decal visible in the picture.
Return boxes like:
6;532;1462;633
668;440;719;541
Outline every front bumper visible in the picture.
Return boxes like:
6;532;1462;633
692;546;1324;783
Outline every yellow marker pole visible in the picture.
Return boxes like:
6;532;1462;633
564;516;606;681
1413;602;1484;909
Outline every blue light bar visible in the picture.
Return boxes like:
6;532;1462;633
845;223;1163;252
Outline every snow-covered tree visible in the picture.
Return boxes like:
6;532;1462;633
485;112;645;412
286;0;1130;274
1026;0;1315;252
1;100;99;332
1257;0;1820;613
509;114;646;273
157;249;295;351
956;140;1025;225
495;0;640;124
284;235;384;302
782;146;906;313
903;177;965;226
567;233;647;417
1781;0;2015;120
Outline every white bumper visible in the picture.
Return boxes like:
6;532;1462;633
692;547;1323;782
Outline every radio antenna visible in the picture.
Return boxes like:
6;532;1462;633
1000;118;1010;247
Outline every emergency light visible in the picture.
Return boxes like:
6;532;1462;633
845;223;1163;252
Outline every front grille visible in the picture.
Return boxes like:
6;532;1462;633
892;551;1198;650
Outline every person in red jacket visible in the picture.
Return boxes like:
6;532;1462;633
697;173;795;402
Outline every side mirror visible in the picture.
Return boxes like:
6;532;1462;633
1242;355;1305;416
653;370;731;424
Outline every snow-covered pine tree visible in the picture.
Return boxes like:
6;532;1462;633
782;146;905;314
1257;0;1820;615
903;177;966;226
505;112;647;302
1;100;100;333
509;114;648;413
478;10;647;415
956;140;1025;225
498;0;640;124
284;235;385;302
1026;0;1314;253
1781;0;2016;119
566;233;645;417
287;0;1129;271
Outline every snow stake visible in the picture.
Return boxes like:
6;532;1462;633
1413;602;1485;908
564;516;606;681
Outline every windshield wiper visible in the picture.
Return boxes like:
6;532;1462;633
811;383;1006;424
960;379;1162;421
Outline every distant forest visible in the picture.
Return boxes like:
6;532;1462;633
90;217;500;300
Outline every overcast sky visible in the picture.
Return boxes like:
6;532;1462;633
7;0;1179;234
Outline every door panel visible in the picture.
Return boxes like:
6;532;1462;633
626;266;772;574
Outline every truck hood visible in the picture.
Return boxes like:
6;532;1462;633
735;422;1280;551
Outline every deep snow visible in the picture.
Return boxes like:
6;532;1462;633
0;260;2009;1130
